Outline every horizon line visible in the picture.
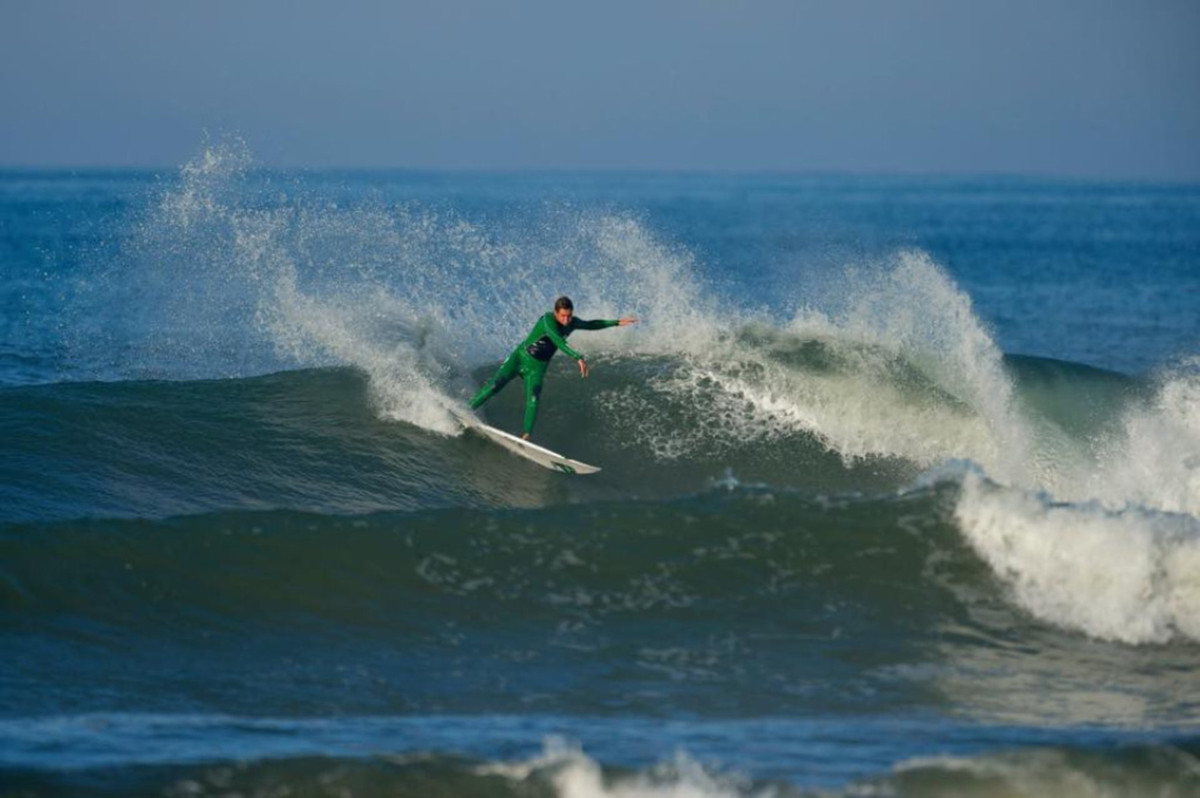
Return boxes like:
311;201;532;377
1;163;1198;186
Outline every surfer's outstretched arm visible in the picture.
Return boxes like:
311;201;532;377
571;318;617;331
572;317;637;377
573;317;638;331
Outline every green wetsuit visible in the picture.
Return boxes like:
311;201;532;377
469;312;620;435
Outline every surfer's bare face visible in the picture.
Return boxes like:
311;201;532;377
554;307;573;326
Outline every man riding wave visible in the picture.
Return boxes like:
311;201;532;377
469;296;637;439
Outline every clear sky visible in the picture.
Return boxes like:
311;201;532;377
2;0;1198;178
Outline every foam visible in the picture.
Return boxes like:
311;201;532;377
476;737;761;798
886;748;1195;798
1083;362;1200;516
953;468;1200;644
606;251;1025;472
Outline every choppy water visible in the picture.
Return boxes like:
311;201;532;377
2;143;1199;796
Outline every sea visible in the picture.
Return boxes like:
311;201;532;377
2;141;1199;797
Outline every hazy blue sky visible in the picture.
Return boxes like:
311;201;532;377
2;1;1198;178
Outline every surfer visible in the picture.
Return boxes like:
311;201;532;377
469;297;637;439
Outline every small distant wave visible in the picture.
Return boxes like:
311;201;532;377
3;719;1196;798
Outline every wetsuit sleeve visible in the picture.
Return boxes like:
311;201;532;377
540;316;584;361
572;318;620;331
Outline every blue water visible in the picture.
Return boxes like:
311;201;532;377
2;144;1199;796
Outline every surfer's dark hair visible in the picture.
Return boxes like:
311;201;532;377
554;296;574;312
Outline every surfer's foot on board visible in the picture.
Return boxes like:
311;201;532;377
522;433;531;441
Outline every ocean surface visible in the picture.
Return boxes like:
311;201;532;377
2;142;1199;796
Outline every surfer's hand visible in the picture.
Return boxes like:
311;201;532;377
578;358;589;378
618;317;637;326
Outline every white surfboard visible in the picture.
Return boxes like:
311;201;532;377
452;409;601;475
